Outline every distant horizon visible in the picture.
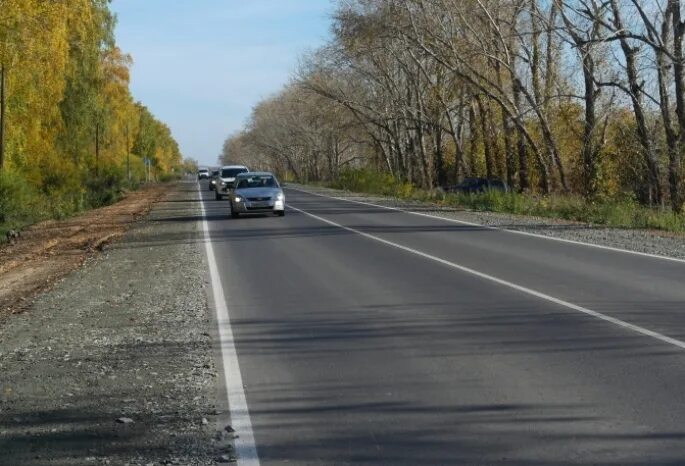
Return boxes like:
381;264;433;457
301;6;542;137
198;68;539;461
111;0;333;166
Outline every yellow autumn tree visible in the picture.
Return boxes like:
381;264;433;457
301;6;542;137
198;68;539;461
0;0;183;229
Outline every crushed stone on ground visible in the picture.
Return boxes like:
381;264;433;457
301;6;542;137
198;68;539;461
0;180;229;465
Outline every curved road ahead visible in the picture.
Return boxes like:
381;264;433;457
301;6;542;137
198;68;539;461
199;180;685;465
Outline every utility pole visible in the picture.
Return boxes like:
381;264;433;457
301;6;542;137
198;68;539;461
0;63;6;171
125;122;130;182
95;121;100;177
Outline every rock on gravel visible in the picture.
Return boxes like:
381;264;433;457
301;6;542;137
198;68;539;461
115;417;135;424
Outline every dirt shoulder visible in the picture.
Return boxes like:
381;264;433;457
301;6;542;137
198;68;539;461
0;180;229;465
0;185;169;315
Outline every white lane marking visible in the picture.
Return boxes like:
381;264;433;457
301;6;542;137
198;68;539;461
198;183;261;466
288;203;685;351
287;187;685;265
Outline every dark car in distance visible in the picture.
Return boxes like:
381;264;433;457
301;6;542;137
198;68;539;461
443;177;508;194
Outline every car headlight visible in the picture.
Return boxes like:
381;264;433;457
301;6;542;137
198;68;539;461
234;196;242;203
211;180;216;184
276;193;285;201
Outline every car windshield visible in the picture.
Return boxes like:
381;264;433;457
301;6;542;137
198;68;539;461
222;168;247;178
236;175;278;189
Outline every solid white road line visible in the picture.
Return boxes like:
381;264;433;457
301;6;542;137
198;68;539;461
288;203;685;351
198;183;261;466
287;186;685;265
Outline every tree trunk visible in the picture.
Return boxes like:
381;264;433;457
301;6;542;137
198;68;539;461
489;107;504;180
416;125;431;188
670;0;684;212
477;96;495;179
447;106;466;183
468;101;479;176
557;1;600;198
414;88;432;188
434;123;446;187
511;57;529;191
611;0;663;205
502;112;515;188
580;49;599;198
516;128;529;192
529;1;567;192
495;58;515;187
656;13;679;211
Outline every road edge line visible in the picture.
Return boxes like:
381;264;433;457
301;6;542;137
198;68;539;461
198;182;261;466
288;203;685;351
287;186;685;265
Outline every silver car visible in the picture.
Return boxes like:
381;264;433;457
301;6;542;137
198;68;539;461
229;172;285;218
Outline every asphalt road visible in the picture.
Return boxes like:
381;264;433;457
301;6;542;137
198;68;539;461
199;180;685;465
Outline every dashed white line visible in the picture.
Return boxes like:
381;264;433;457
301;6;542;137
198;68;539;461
287;186;685;265
288;203;685;351
198;183;261;466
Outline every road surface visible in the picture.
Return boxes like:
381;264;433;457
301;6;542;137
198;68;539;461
199;180;685;465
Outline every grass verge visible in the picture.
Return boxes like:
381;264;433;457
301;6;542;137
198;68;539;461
0;168;163;243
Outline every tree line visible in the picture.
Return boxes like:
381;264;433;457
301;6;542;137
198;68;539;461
0;0;183;220
222;0;685;212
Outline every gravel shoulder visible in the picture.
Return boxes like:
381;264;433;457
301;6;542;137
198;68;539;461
0;184;169;315
0;180;232;465
289;183;685;260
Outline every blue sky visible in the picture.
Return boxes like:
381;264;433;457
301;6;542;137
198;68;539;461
111;1;333;166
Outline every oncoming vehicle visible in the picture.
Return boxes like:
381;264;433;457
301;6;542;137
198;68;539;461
197;168;209;180
208;169;220;191
215;165;249;200
229;172;285;218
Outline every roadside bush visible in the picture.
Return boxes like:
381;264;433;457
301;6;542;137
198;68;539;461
159;172;181;183
123;178;142;191
84;168;126;209
0;171;44;226
1;162;179;243
331;168;414;197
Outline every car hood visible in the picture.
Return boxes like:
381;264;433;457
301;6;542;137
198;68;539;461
235;187;282;198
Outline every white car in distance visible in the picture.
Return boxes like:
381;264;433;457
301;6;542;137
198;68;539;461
215;165;249;200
